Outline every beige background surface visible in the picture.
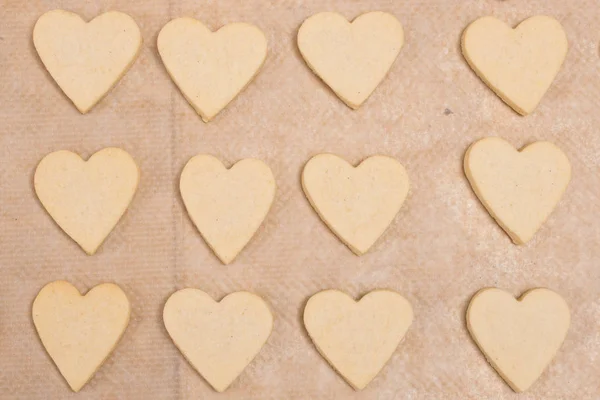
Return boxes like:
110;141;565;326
0;0;598;399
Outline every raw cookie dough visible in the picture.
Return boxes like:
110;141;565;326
158;18;267;122
32;281;130;392
462;16;568;115
34;148;140;255
464;137;571;244
303;290;413;390
467;287;570;392
179;155;276;264
297;11;404;109
33;10;142;113
163;289;273;392
302;154;409;255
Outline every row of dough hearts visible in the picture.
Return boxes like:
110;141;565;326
34;137;571;259
34;10;567;118
33;281;570;393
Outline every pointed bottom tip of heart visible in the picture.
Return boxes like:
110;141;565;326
348;380;368;391
75;105;92;114
212;383;230;393
68;382;85;393
83;247;99;256
218;257;234;265
78;240;103;255
212;250;237;264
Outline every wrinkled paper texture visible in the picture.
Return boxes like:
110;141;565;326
0;0;598;399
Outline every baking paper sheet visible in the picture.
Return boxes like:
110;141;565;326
0;0;598;398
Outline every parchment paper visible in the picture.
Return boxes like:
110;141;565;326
0;0;598;399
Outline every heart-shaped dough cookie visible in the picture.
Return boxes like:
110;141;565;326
462;16;568;115
163;289;273;392
304;290;413;390
34;148;139;255
297;11;404;109
158;18;267;122
32;281;130;392
33;10;142;113
464;137;571;244
180;155;275;264
302;154;409;255
467;288;570;392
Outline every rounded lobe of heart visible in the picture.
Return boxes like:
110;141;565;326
34;148;140;255
163;289;273;392
180;155;276;264
303;290;413;390
467;287;570;392
462;16;567;115
464;137;571;244
157;18;267;122
297;11;404;109
33;10;142;113
302;154;409;255
32;281;131;392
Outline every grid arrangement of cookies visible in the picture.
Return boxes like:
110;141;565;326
29;8;573;395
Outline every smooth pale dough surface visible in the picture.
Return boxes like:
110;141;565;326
163;289;273;392
464;137;571;244
33;10;142;113
462;16;568;115
297;11;404;109
32;281;130;392
304;290;413;390
302;154;409;255
180;155;275;264
467;288;570;392
158;18;267;122
34;148;140;255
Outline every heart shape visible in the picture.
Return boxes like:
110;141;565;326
302;154;409;255
163;289;273;392
34;148;140;254
462;16;568;115
297;11;404;109
467;288;570;392
464;137;571;244
304;290;413;390
180;155;275;264
158;18;267;122
32;281;130;392
33;10;142;113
